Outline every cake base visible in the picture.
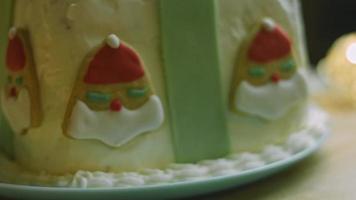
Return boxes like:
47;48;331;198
0;105;328;193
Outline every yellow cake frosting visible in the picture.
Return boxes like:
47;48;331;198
0;0;311;175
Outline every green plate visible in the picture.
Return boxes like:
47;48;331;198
0;132;328;200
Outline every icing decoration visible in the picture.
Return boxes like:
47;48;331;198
1;28;43;134
230;18;306;119
86;92;112;103
6;31;26;72
64;34;164;146
247;18;292;63
234;73;307;120
110;99;122;112
280;59;295;72
106;34;121;49
261;18;276;32
160;0;230;162
15;77;23;85
8;27;17;39
68;96;164;147
248;67;266;77
0;0;15;157
127;87;148;98
84;40;145;84
9;87;17;98
270;73;281;83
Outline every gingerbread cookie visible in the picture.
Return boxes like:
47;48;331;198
1;27;43;134
63;34;164;147
230;18;307;120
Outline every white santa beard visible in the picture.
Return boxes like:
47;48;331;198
234;72;307;120
68;95;164;147
1;88;31;133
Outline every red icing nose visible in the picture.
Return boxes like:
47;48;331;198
110;99;122;112
271;73;281;83
9;87;18;98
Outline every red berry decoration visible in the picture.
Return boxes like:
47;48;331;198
9;87;18;98
110;99;122;112
271;73;281;83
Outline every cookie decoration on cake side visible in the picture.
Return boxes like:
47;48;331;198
1;27;43;134
63;34;164;147
230;18;308;120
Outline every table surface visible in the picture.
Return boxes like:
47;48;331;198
1;107;355;200
192;108;356;200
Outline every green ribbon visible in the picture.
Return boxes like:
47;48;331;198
160;0;230;163
0;0;15;158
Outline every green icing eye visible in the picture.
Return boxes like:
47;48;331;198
15;77;23;85
127;87;148;98
248;67;266;78
281;60;295;72
86;92;112;103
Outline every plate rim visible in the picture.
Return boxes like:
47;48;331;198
0;130;329;193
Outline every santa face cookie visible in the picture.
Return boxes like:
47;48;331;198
63;34;164;147
231;18;307;120
1;28;43;134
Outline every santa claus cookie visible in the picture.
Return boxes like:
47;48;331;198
63;34;164;147
230;18;307;120
1;28;43;134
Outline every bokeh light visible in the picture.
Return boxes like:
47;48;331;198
346;43;356;64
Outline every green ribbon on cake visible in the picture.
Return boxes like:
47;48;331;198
0;0;15;158
160;0;230;162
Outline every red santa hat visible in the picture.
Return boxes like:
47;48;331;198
247;18;292;63
6;28;26;72
84;34;145;84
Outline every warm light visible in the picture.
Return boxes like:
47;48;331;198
318;34;356;109
346;43;356;64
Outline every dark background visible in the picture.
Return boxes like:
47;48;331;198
301;0;356;65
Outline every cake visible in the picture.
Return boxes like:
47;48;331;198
0;0;323;186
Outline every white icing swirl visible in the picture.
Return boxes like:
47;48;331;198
262;145;291;163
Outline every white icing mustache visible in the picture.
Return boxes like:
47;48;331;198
234;72;307;120
68;95;164;147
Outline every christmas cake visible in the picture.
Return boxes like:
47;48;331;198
0;0;319;185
